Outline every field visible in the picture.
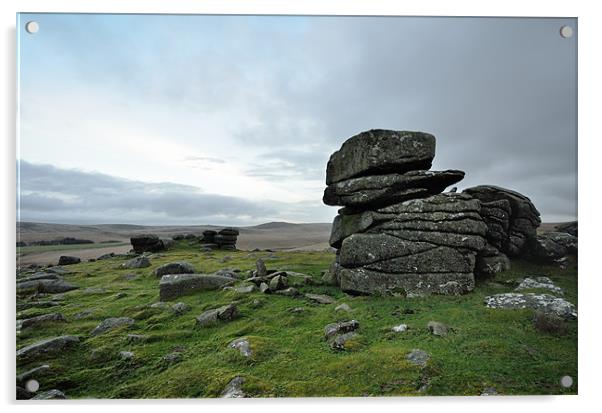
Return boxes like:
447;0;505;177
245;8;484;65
16;240;578;398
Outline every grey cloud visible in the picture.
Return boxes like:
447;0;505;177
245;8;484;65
17;161;336;225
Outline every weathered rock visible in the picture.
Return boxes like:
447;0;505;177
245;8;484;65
324;320;359;340
31;389;67;400
17;364;50;385
269;274;288;291
18;272;61;283
515;276;563;295
232;284;258;294
202;230;217;243
130;234;171;253
406;349;430;367
17;279;78;295
326;129;436;185
485;293;577;319
162;352;182;364
17;336;79;362
97;252;116;260
427;321;449;336
330;332;360;350
259;282;270;293
463;185;541;256
18;313;67;330
475;253;511;276
229;337;252;357
153;261;195;277
256;258;267;277
392;324;408;333
527;232;577;263
171;302;190;315
556;221;577;237
159;274;235;300
322;260;340;285
275;287;300;296
221;376;246;398
305;293;336;304
121;256;151;269
91;317;134;336
58;256;80;266
127;334;148;343
195;304;239;327
335;303;351;313
119;351;135;360
17;301;61;311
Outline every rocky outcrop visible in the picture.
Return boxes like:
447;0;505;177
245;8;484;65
130;234;173;254
323;129;486;295
526;232;577;264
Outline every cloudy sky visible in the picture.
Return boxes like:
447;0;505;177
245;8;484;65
17;14;577;225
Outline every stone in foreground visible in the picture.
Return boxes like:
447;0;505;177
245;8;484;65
195;304;238;328
159;273;235;300
17;336;79;362
485;293;577;319
229;337;252;357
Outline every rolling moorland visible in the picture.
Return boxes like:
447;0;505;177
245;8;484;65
16;223;577;398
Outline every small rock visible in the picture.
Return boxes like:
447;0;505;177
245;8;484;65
289;307;305;313
259;282;270;293
256;258;267;277
324;320;360;340
58;256;80;266
17;364;50;386
515;276;563;295
115;292;127;299
427;321;449;336
305;293;336;304
275;287;300;297
84;287;107;294
229;337;252;357
485;293;577;319
17;336;79;362
18;313;67;329
31;389;67;399
221;376;245;398
74;309;95;320
171;302;190;315
150;302;170;310
195;304;239;328
392;324;408;333
153;261;195;277
162;352;182;364
481;387;498;396
406;349;429;367
335;303;351;312
126;334;147;343
119;351;134;360
233;284;258;294
91;317;134;336
121;256;151;269
269;274;288;291
330;332;359;350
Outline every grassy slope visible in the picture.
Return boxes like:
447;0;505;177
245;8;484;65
16;241;578;398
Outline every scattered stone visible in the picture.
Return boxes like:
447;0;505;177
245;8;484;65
97;252;116;260
324;320;360;340
114;292;127;299
130;234;172;253
259;282;270;294
91;317;135;336
485;293;577;319
330;332;360;350
392;324;408;333
16;301;61;311
256;258;267;277
275;287;300;297
119;351;134;360
121;273;138;281
153;261;195;277
150;302;170;310
533;311;568;335
229;337;252;357
515;276;563;294
18;272;61;283
427;321;449;336
221;376;246;398
17;336;80;362
121;256;151;269
481;387;498;396
335;303;351;313
162;352;182;364
289;307;305;313
17;279;78;295
195;304;239;328
18;313;67;330
74;309;95;320
31;389;67;400
269;275;288;291
233;284;258;294
406;349;430;367
305;293;336;305
159;273;235;301
84;287;107;294
58;256;80;266
213;269;240;279
171;302;190;315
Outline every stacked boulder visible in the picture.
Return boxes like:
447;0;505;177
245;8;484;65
130;234;174;254
462;186;541;274
200;228;239;251
323;129;487;296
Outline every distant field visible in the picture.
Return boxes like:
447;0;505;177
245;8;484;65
17;242;128;255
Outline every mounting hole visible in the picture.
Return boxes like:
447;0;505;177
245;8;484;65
25;379;39;392
560;375;573;388
25;21;39;34
559;25;573;38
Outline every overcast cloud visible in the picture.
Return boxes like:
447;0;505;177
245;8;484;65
17;14;577;224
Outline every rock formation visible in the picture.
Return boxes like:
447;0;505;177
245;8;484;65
130;234;174;254
199;228;239;250
323;129;487;295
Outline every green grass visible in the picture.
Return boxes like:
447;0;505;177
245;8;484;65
16;241;577;398
18;242;128;255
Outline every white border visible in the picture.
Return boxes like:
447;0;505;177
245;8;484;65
2;1;600;412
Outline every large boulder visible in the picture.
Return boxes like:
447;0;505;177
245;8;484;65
130;234;172;253
153;261;196;277
326;130;436;184
159;274;236;300
463;185;541;256
57;256;80;266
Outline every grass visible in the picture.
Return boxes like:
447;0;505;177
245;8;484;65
16;241;578;398
17;242;128;255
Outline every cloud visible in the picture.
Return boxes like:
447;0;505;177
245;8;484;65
17;161;334;225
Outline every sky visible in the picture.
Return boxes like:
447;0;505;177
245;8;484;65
17;14;577;225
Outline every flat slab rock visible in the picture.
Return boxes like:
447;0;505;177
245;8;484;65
153;261;196;277
91;317;135;336
485;293;577;319
305;293;336;304
159;273;235;300
515;276;563;295
17;335;80;362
